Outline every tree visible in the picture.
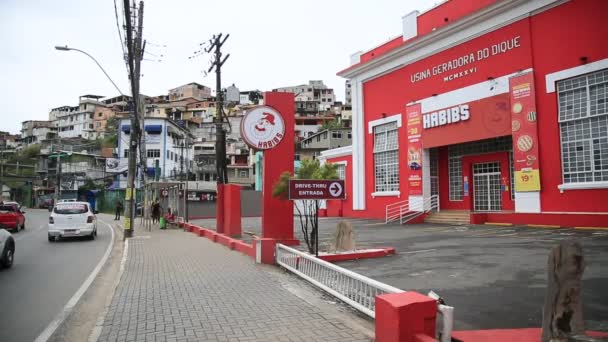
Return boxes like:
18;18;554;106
272;159;338;255
317;119;343;132
79;177;102;192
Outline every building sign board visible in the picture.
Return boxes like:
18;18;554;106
421;93;511;148
406;103;423;195
509;72;541;192
410;36;523;84
288;180;345;200
240;106;285;150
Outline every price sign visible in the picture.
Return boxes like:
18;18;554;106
515;169;540;192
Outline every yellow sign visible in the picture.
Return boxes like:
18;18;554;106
124;218;132;230
515;169;541;192
125;188;136;200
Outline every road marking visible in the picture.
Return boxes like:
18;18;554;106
14;224;46;241
401;249;436;254
33;220;115;342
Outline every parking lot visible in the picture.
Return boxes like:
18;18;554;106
191;217;608;331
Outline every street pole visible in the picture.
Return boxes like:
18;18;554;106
123;0;144;239
206;33;230;185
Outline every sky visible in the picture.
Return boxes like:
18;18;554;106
0;0;435;135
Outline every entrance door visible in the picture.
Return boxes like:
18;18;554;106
473;162;502;211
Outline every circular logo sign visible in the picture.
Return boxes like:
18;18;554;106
240;106;285;150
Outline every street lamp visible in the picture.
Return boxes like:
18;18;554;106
54;45;124;96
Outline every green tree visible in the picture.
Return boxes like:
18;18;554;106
79;177;102;192
317;119;343;132
272;159;338;255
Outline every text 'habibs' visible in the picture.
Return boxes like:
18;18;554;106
423;104;470;129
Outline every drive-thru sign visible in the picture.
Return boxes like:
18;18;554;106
288;180;346;200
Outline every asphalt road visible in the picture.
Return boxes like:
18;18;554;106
0;209;114;342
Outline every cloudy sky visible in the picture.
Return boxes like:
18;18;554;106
0;0;435;135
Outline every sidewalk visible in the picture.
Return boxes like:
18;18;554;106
95;224;372;342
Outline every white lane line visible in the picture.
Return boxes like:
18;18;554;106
402;249;436;254
33;220;115;342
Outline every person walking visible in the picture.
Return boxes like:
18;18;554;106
152;200;161;224
115;200;124;220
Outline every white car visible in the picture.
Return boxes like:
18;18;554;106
0;228;15;268
48;201;98;242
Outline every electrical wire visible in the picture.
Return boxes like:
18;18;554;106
113;0;129;73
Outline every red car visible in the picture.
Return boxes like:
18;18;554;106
0;202;26;233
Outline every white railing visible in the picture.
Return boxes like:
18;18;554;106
386;199;408;224
386;195;441;225
276;243;454;342
276;243;403;318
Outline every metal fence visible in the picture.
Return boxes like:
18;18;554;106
276;243;454;342
275;243;403;318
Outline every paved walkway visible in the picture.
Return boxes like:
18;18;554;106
96;226;372;342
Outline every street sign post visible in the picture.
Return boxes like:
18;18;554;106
288;180;346;200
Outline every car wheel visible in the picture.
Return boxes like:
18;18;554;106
21;222;25;230
89;232;96;240
1;243;14;268
48;234;54;242
94;229;98;237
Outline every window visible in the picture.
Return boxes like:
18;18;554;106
347;132;352;139
332;131;342;139
96;122;101;128
558;69;608;183
167;150;170;159
147;149;161;158
336;164;346;180
123;149;129;158
239;170;249;178
430;148;439;196
373;122;399;192
98;112;103;117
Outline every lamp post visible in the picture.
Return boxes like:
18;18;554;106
54;45;124;96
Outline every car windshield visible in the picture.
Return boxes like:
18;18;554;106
0;205;16;213
54;204;88;215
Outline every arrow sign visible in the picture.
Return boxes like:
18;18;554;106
288;180;346;200
328;182;343;198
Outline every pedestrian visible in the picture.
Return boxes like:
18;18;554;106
152;200;161;224
115;200;124;220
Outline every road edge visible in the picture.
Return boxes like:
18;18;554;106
87;222;129;342
33;219;115;342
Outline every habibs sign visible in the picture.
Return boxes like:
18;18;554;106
240;106;285;150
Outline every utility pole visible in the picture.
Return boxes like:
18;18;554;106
205;33;230;184
123;0;144;239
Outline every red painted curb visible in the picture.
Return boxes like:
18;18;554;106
318;247;396;262
187;224;256;259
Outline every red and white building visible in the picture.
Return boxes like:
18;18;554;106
322;0;608;227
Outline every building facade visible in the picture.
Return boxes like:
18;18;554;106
273;80;336;113
21;120;57;145
168;82;212;101
324;0;608;227
116;117;194;187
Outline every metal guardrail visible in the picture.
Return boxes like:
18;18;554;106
275;243;403;318
386;195;441;225
386;199;409;224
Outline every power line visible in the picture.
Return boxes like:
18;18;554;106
113;0;128;73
